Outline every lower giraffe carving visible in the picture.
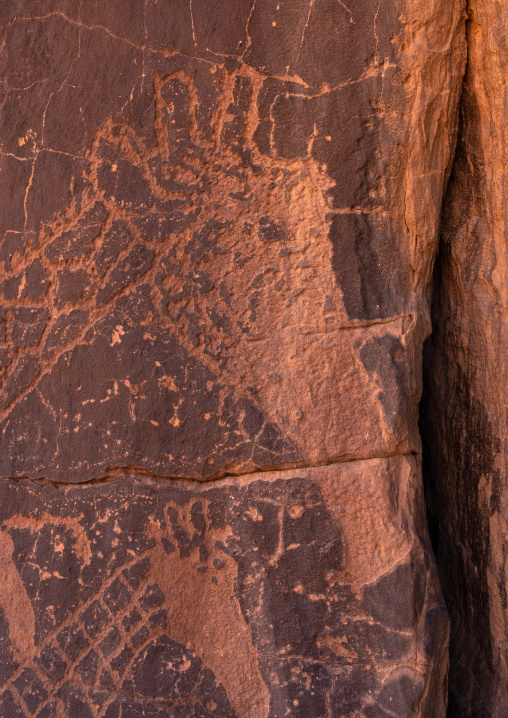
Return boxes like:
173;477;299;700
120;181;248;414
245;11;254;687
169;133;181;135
0;460;447;717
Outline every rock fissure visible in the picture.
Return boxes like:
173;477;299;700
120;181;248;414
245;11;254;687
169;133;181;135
2;450;420;488
420;0;508;714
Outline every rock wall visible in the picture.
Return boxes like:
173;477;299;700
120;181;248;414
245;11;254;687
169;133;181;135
421;0;508;714
0;460;446;718
0;2;469;717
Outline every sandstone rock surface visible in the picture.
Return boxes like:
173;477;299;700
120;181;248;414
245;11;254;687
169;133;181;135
0;1;466;716
421;1;508;714
0;460;447;718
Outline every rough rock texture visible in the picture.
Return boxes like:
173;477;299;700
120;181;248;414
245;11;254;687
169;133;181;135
0;460;448;718
0;1;464;483
0;1;466;716
421;1;508;715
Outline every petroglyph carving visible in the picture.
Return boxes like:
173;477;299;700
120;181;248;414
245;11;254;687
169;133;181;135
0;461;447;717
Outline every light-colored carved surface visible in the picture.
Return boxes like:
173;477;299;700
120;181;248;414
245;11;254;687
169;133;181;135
0;458;447;717
0;0;465;481
0;1;466;716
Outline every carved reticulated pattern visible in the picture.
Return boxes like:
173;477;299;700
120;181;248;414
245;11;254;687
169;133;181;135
0;473;434;718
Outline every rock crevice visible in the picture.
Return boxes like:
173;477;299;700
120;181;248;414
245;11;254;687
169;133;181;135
421;0;508;714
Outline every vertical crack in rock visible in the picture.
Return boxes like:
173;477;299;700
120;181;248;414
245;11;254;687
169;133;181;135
421;1;508;714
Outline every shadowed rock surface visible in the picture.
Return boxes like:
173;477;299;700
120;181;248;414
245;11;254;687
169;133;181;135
421;1;508;714
0;1;469;716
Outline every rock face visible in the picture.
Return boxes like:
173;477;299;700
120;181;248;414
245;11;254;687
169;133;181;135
0;460;447;718
421;1;508;715
0;2;466;717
